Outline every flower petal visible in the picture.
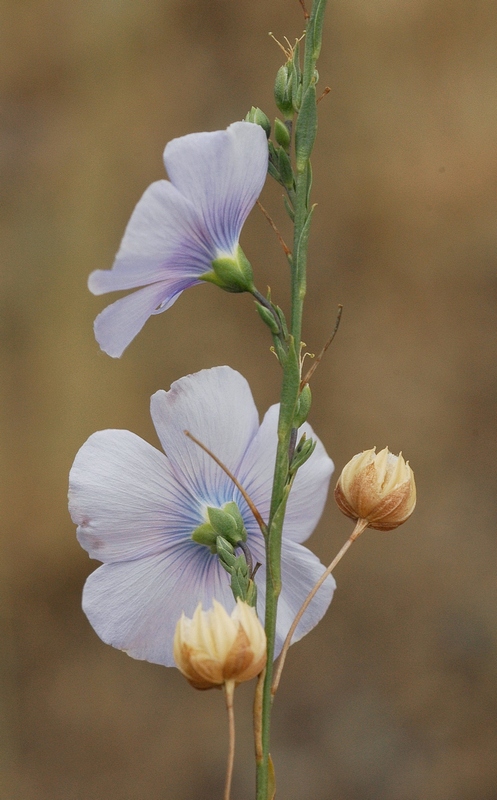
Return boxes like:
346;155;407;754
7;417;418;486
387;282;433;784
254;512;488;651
250;537;335;657
88;180;213;295
82;544;236;667
92;280;193;359
238;404;334;542
150;366;260;506
164;122;268;255
69;429;202;562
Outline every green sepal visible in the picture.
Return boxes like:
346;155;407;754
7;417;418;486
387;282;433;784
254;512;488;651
230;559;248;591
294;384;312;427
214;535;257;607
244;579;257;608
290;42;303;112
274;118;291;151
231;570;257;607
256;302;280;335
295;84;317;173
289;434;316;475
222;501;246;536
245;106;271;138
207;503;247;546
191;522;218;552
268;141;286;189
274;305;289;339
201;245;254;293
277;147;294;190
268;160;281;183
283;195;295;222
216;536;237;572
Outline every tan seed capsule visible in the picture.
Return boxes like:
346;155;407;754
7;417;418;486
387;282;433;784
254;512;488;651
173;599;267;690
334;447;416;530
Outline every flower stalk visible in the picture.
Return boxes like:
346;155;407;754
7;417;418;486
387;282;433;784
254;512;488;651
272;518;368;696
224;680;236;800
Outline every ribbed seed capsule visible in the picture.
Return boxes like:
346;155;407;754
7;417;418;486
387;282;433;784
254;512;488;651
334;447;416;531
173;599;267;690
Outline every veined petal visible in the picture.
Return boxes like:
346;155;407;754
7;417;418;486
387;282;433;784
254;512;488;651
88;124;266;356
150;366;259;506
277;541;335;652
82;545;236;667
164;121;268;255
92;280;195;359
250;537;335;657
285;427;334;544
88;180;213;295
238;404;334;543
69;429;201;563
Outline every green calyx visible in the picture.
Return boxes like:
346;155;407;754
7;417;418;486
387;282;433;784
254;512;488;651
191;501;247;551
201;245;254;294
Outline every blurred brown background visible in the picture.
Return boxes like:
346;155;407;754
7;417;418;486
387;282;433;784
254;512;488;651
1;0;496;798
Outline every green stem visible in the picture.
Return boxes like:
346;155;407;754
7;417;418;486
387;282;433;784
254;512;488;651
255;3;328;797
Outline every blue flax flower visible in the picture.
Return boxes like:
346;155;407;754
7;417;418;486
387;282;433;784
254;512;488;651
69;367;335;667
88;122;268;357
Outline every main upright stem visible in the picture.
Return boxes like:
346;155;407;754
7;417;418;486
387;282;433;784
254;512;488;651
256;3;328;797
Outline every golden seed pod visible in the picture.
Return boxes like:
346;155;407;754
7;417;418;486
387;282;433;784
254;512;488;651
334;447;416;531
173;599;267;690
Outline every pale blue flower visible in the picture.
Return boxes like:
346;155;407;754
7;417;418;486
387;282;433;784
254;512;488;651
88;122;268;357
69;367;335;667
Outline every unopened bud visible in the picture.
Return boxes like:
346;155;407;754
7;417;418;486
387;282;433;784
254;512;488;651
274;64;294;119
245;107;271;138
274;117;291;151
290;434;316;474
334;447;416;530
173;600;267;690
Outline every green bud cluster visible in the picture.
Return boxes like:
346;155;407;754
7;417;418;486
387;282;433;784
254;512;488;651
216;536;257;607
191;503;257;606
268;39;320;200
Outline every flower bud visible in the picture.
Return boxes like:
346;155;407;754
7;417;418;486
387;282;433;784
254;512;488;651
245;106;271;138
274;117;291;151
174;600;267;690
334;447;416;530
274;64;294;119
